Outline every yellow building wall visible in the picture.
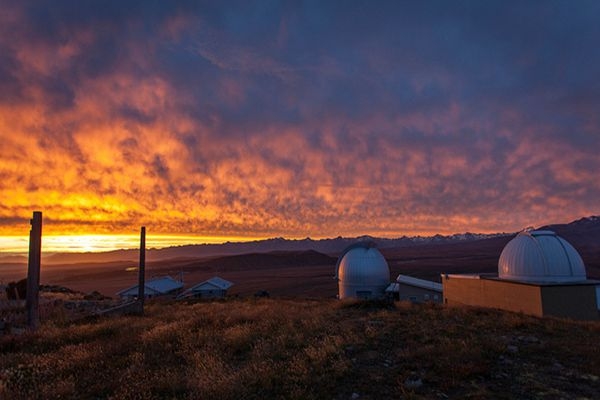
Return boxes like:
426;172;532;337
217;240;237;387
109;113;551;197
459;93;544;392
442;276;544;317
443;275;599;320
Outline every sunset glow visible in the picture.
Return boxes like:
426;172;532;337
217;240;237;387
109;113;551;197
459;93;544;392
1;1;599;251
0;234;263;255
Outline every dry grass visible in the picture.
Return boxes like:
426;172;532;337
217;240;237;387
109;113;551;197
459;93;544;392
1;298;599;399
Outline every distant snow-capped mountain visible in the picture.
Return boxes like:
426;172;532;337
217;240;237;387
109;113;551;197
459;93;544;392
1;215;598;265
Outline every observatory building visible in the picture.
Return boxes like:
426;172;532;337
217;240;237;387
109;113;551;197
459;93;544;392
336;242;390;300
442;230;600;320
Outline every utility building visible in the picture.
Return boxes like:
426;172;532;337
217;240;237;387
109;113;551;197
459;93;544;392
117;276;183;300
386;274;443;303
177;276;233;299
336;242;390;300
442;230;600;320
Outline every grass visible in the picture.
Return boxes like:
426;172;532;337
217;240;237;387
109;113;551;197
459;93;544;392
1;298;599;399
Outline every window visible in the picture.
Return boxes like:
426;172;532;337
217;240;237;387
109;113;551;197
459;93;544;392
434;295;439;301
424;294;430;301
409;296;418;303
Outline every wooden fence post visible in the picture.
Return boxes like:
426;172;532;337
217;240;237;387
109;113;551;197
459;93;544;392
138;226;146;315
27;211;42;330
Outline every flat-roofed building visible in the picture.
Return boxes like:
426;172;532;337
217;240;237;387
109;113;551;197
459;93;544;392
386;274;443;303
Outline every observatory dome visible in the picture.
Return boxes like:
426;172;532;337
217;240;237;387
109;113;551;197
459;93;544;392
336;242;390;299
498;230;587;283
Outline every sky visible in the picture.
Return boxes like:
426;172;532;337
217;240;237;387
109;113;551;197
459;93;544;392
1;0;599;251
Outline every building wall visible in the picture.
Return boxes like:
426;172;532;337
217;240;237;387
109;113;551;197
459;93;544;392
396;283;442;303
339;283;387;300
195;289;227;299
442;276;544;317
541;285;599;320
443;275;600;320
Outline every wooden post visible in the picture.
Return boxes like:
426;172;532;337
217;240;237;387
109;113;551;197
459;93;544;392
138;226;146;315
26;211;42;330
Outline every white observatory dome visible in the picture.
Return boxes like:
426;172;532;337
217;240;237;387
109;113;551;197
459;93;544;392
498;230;587;283
336;242;390;299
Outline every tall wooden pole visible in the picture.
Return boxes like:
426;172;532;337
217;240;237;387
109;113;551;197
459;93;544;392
138;226;146;315
27;211;42;330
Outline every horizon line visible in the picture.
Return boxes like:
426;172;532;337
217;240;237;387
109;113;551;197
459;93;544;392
0;230;516;256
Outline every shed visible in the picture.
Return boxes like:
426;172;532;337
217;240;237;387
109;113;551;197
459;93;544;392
385;274;443;303
117;276;183;300
177;276;234;299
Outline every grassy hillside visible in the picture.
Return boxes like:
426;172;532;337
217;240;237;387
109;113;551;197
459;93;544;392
1;299;599;399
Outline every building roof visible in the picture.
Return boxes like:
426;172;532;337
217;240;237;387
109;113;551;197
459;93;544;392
498;230;587;283
336;242;389;285
385;282;400;293
443;273;600;287
177;276;234;298
395;274;443;292
334;241;377;279
117;276;184;296
198;276;234;290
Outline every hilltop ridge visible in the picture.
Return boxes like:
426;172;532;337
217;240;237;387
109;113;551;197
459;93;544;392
1;299;599;399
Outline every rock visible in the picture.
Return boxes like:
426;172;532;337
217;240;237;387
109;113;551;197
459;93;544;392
551;362;564;371
351;392;360;399
523;335;539;343
507;345;519;354
580;374;599;382
404;377;423;390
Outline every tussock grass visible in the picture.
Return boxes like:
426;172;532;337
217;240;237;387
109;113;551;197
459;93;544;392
1;298;599;399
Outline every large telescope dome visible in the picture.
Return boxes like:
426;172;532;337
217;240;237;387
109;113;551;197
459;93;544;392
498;230;587;283
336;242;390;299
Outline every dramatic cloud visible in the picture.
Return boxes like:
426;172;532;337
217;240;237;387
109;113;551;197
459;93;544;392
1;0;599;239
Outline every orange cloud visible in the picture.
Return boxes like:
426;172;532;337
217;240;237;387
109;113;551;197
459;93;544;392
1;2;599;243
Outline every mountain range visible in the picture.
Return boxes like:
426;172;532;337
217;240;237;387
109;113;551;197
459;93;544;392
1;216;598;265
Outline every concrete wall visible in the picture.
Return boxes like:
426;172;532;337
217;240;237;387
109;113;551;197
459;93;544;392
541;285;599;320
442;275;544;317
396;283;442;303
